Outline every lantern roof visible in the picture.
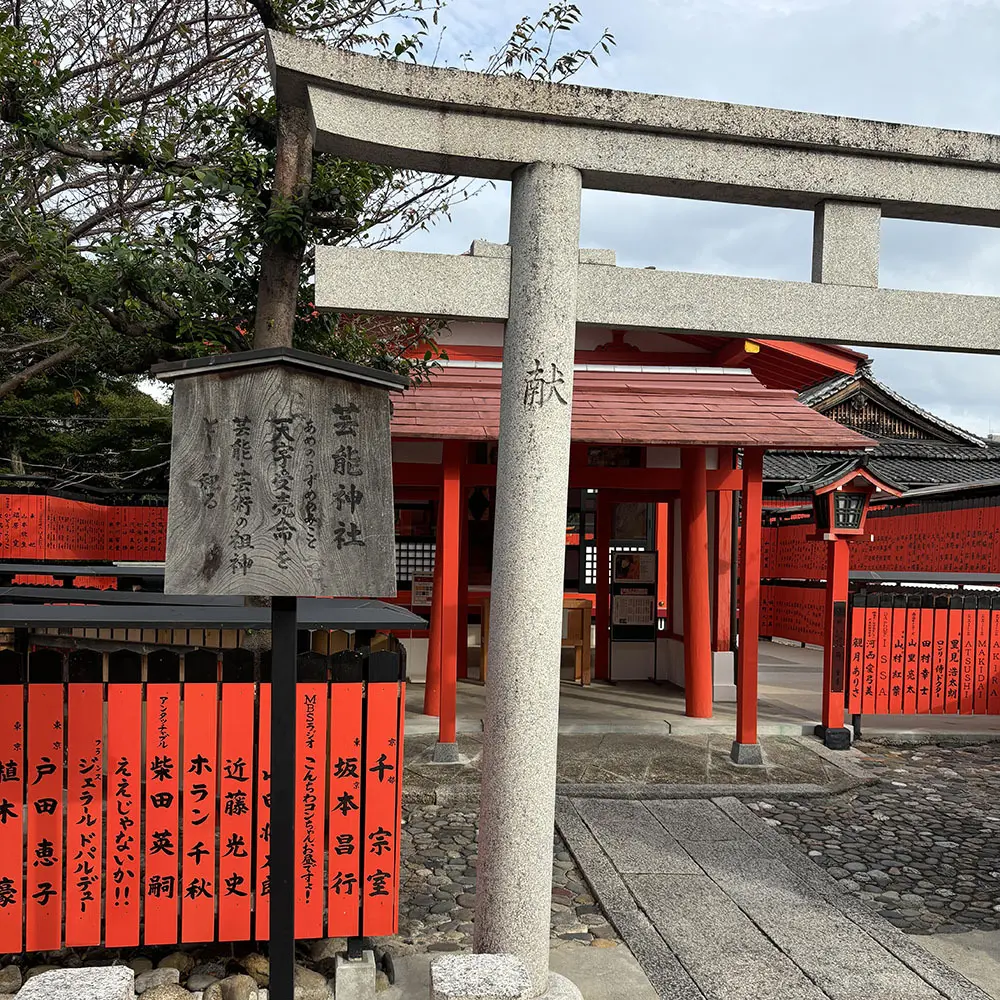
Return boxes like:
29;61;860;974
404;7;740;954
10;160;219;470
779;458;902;498
152;347;409;393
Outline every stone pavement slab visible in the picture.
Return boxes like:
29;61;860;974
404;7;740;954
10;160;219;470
682;841;940;1000
644;798;752;841
404;732;866;804
558;795;993;1000
713;796;995;1000
572;798;701;875
629;871;828;1000
554;799;704;1000
916;931;1000;1000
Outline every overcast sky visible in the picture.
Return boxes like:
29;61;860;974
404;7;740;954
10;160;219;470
394;0;1000;437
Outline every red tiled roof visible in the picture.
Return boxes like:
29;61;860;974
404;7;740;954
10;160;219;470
391;365;875;451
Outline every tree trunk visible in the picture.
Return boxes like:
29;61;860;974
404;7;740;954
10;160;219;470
254;102;313;350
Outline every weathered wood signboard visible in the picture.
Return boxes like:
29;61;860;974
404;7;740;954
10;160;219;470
154;349;405;598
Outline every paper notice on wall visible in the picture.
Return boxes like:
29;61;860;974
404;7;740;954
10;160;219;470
613;552;656;584
411;575;434;608
612;594;656;626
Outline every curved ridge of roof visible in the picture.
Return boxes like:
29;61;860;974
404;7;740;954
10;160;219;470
797;365;985;447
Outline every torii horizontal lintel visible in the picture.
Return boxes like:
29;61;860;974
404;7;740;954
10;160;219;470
268;31;1000;226
314;244;1000;354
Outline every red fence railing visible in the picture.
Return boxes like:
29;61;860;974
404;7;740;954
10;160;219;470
0;643;404;953
845;592;1000;717
761;496;1000;646
0;494;165;563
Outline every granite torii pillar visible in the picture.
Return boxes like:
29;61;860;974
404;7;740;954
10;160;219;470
475;162;581;992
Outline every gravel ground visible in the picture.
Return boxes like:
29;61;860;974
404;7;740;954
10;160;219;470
395;805;620;953
754;741;1000;935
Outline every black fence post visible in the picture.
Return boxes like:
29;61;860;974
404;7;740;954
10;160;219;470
269;597;298;1000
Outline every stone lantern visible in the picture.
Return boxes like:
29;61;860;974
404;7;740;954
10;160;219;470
782;461;901;748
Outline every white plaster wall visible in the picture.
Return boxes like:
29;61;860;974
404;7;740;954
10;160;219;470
400;636;428;683
658;636;685;687
647;446;681;468
610;642;656;681
713;651;737;702
392;440;443;463
656;640;735;702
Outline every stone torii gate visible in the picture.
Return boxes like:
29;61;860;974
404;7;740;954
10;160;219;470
268;31;1000;1000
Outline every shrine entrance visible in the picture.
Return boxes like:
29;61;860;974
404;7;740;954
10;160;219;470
385;360;869;737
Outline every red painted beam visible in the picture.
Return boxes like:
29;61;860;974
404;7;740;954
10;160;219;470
681;447;713;718
656;503;668;617
423;501;444;717
755;338;863;376
401;459;744;493
393;463;442;487
714;490;733;653
710;339;753;368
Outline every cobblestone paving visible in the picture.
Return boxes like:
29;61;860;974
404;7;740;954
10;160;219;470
755;741;1000;935
396;805;620;953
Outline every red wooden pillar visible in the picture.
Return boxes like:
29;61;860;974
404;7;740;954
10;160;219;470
820;535;851;748
594;494;612;681
734;448;763;760
713;488;733;654
438;441;463;749
681;447;713;718
423;496;444;717
656;503;668;620
457;482;470;680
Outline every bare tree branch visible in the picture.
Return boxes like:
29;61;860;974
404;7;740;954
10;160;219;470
0;343;82;401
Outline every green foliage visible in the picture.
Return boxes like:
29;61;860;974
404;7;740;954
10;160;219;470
0;0;614;492
0;376;172;497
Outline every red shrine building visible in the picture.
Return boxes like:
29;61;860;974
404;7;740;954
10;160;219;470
387;294;874;738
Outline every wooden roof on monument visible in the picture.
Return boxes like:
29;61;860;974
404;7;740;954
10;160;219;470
391;363;874;450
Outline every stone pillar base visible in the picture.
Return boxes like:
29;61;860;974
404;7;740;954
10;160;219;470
431;741;462;764
713;682;737;703
431;954;531;1000
430;956;583;1000
813;724;852;750
730;742;765;766
541;973;584;1000
335;951;376;1000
